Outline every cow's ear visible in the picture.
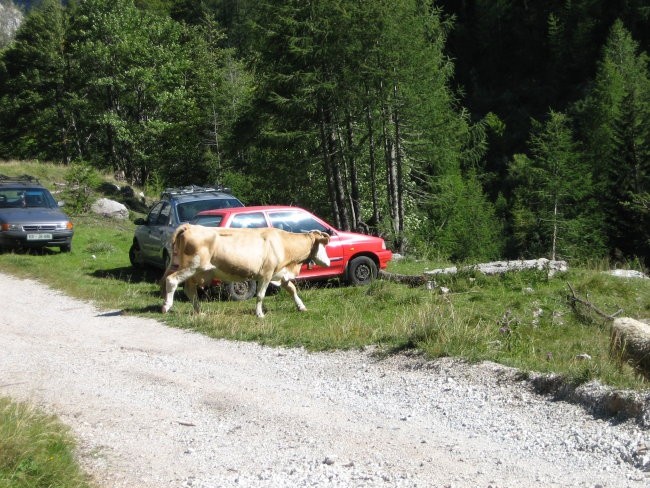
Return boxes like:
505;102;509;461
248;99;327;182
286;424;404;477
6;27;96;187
316;231;330;244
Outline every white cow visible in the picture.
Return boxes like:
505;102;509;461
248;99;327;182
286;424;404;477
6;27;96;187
162;224;331;317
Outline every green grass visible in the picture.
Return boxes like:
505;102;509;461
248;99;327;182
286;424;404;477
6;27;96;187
0;397;93;488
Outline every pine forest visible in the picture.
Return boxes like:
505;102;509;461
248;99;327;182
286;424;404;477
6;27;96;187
0;0;648;266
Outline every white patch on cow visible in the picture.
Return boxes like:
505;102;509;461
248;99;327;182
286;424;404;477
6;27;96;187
313;243;330;267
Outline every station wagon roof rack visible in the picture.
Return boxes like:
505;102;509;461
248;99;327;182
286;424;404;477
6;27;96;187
162;184;232;196
0;174;41;185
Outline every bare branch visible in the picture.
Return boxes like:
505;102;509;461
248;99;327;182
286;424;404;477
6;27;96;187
566;282;623;321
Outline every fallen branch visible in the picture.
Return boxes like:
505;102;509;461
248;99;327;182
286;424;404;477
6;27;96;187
566;282;623;321
378;270;427;287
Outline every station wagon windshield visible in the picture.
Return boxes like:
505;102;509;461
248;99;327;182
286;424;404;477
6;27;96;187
0;188;56;208
177;198;242;222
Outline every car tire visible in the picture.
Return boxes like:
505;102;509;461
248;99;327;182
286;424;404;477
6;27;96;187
60;244;72;253
163;251;172;271
224;280;257;301
347;256;377;285
129;241;143;267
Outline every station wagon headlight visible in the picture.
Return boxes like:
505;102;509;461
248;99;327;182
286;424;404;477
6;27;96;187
1;223;21;231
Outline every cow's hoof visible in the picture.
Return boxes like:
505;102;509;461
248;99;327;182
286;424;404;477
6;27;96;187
161;305;169;314
298;306;307;312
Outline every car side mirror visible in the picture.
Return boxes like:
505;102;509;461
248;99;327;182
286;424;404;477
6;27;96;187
134;217;146;225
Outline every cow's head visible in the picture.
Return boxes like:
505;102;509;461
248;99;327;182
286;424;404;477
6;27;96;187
308;231;331;267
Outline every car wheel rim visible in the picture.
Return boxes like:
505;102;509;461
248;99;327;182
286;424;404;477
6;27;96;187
356;265;371;282
233;282;250;295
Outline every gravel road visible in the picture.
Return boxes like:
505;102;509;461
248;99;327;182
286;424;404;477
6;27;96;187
1;272;649;488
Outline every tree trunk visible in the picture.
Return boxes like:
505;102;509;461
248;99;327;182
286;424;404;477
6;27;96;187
551;197;558;261
211;102;222;172
393;82;405;252
365;90;380;233
332;132;351;230
345;112;361;231
318;106;341;229
383;101;401;250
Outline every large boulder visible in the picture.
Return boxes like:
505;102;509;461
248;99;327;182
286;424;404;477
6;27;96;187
91;198;129;220
611;317;650;378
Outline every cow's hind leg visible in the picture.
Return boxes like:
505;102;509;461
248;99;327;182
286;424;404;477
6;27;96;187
162;267;197;313
281;278;307;312
184;277;201;313
254;279;272;318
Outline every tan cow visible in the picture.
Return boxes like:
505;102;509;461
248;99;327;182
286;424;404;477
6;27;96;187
162;224;331;317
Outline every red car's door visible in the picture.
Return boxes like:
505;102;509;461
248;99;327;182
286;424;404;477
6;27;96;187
266;209;345;279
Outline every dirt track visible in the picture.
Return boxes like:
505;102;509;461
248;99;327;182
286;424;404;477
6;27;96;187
1;272;648;487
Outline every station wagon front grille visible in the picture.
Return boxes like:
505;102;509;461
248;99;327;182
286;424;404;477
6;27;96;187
23;225;57;232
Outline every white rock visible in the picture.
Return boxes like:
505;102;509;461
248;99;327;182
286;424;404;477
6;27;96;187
91;198;129;220
606;270;649;279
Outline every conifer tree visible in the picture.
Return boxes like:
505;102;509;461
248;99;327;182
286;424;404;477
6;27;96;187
0;0;70;161
510;110;604;261
575;20;650;263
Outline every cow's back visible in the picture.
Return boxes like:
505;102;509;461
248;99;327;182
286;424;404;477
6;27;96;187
175;226;286;281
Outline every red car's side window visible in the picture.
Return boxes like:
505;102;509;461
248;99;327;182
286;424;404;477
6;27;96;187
193;215;224;227
267;211;328;233
230;212;268;228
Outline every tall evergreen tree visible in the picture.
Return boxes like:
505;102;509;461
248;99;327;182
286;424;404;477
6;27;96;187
237;0;492;257
510;110;604;261
575;20;650;263
0;0;70;161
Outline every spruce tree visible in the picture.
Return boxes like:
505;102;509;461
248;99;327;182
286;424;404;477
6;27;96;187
575;20;650;263
0;0;70;161
510;110;604;261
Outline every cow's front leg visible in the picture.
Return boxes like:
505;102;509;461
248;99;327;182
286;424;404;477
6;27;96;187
281;278;306;312
162;267;196;313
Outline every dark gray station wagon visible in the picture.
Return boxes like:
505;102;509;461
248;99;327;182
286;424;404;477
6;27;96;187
129;185;244;270
0;175;74;253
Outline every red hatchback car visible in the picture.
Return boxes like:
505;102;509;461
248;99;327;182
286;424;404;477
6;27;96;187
191;205;393;298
